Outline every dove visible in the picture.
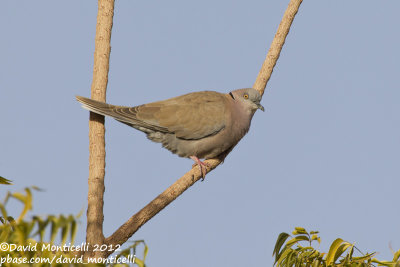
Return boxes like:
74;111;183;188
76;88;264;178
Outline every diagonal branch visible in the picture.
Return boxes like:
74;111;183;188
253;0;303;96
104;158;221;251
85;0;115;259
102;0;303;257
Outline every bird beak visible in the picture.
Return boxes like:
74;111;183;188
257;103;265;112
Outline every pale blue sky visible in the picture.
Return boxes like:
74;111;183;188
1;1;399;266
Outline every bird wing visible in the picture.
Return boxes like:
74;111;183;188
76;91;228;140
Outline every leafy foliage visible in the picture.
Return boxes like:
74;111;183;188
0;176;12;185
112;240;148;267
0;187;148;266
273;227;400;267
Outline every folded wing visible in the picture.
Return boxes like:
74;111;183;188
76;91;227;140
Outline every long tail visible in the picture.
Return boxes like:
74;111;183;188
75;96;166;134
75;95;123;118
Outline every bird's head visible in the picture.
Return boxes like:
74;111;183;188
229;88;264;113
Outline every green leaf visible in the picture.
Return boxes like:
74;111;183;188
69;215;78;244
48;215;59;243
0;176;12;185
311;259;320;267
342;245;355;264
311;234;319;241
134;258;145;267
13;188;33;222
308;249;320;260
333;242;352;263
286;235;310;247
60;216;69;245
11;192;26;202
143;242;149;262
351;252;376;262
286;250;296;266
116;247;132;258
32;215;49;242
276;247;293;266
273;232;290;259
34;186;44;191
371;258;398;266
349;244;355;258
393;249;400;262
0;203;8;219
326;238;344;265
293;227;308;235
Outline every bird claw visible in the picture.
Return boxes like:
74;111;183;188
190;156;210;181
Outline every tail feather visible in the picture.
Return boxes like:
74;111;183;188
75;95;167;134
75;96;118;118
75;96;137;124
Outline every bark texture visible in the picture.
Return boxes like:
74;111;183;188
85;0;114;259
253;0;303;96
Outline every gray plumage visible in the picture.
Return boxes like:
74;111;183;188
76;88;263;165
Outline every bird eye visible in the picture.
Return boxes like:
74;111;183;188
243;94;249;99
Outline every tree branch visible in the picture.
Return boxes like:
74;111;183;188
85;0;114;259
104;158;221;253
102;0;303;257
253;0;303;96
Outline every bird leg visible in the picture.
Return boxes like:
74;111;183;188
190;156;209;180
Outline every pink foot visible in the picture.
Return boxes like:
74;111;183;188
190;156;209;180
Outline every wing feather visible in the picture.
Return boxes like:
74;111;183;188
76;91;227;140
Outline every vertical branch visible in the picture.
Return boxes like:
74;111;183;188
85;0;115;258
253;0;303;96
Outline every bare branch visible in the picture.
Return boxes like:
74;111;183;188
104;158;221;252
85;0;114;259
254;0;303;96
102;0;303;257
